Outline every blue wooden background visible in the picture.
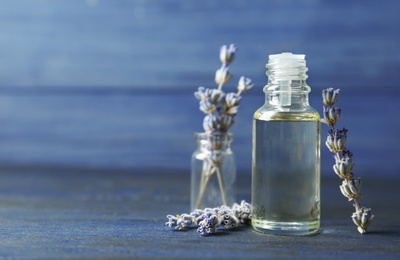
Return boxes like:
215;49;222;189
0;0;399;177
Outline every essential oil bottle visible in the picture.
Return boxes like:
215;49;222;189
251;53;320;235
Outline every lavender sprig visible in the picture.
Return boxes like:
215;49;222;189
165;200;252;236
322;88;374;234
193;44;253;209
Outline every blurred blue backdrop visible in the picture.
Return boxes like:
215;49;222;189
0;0;398;177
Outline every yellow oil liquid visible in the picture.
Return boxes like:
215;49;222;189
252;111;320;235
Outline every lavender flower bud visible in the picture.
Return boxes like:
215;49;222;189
199;99;216;114
190;209;205;218
215;65;231;85
339;178;362;201
197;212;219;236
218;115;234;132
322;88;340;106
203;115;217;133
219;44;237;64
224;106;239;116
165;215;178;228
194;86;208;101
333;151;355;178
237;76;254;93
165;214;194;230
208;88;225;105
221;93;240;116
178;214;194;230
352;207;374;234
326;128;348;153
225;92;241;107
232;200;252;224
322;106;341;126
220;211;240;229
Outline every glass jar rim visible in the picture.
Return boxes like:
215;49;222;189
194;132;234;146
194;132;233;139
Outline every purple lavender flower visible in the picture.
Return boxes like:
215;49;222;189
339;178;362;201
165;214;194;231
197;212;219;236
215;207;240;229
237;76;254;93
352;207;374;234
223;93;241;115
333;150;355;179
194;86;208;101
322;106;341;126
218;115;235;132
208;88;225;105
202;114;217;133
232;200;252;224
199;99;216;114
219;44;237;64
322;88;340;106
215;65;231;85
326;128;348;153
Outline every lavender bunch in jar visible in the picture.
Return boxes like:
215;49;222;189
192;44;253;210
322;88;374;234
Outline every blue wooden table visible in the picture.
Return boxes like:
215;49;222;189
0;166;399;259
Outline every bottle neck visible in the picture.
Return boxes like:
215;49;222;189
264;86;310;112
264;53;311;111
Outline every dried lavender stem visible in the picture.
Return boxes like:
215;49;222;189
215;167;228;206
334;149;362;211
195;162;210;209
322;88;373;234
217;83;223;92
195;176;209;209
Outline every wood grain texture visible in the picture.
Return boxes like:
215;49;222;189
0;168;398;259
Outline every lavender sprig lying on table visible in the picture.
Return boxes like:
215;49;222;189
166;200;252;236
322;88;374;234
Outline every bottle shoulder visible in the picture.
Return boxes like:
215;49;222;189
254;105;320;121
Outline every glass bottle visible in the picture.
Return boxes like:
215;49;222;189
251;53;320;235
191;132;236;211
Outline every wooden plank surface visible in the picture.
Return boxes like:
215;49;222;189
0;167;398;259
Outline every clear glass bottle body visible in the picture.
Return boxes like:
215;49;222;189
251;53;320;235
191;132;236;211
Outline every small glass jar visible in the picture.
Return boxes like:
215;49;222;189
191;132;236;211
